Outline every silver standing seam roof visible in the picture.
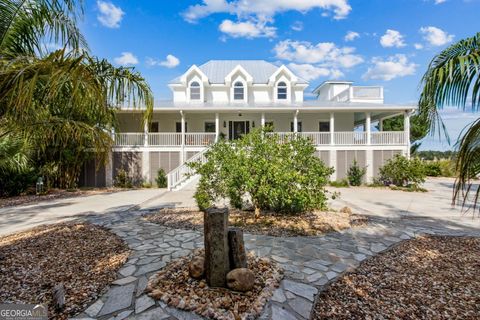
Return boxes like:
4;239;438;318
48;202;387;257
170;60;308;85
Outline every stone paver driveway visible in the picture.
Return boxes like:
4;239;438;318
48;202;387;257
72;203;480;320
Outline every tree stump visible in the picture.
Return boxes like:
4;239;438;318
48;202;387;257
204;207;230;287
53;283;65;311
228;228;247;269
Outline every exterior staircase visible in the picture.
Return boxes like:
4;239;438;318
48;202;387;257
166;148;209;191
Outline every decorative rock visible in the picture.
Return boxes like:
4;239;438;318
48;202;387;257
204;207;230;287
189;256;205;279
228;228;247;269
53;283;65;311
340;206;352;214
226;268;255;292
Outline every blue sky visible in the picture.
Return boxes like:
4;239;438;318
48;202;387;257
79;0;480;150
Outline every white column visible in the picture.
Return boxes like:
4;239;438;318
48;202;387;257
261;112;265;127
330;112;335;145
366;112;371;145
215;112;220;142
404;110;411;159
293;110;298;133
144;121;148;147
379;118;383;131
180;111;185;164
366;150;373;184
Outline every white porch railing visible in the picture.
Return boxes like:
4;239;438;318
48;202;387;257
334;132;368;145
167;148;208;190
185;133;216;146
115;133;145;146
148;133;182;146
114;131;406;147
371;131;406;145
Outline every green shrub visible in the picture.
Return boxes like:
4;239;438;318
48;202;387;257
347;159;366;186
329;179;349;187
156;168;168;188
190;128;334;215
379;154;426;188
0;169;37;197
424;161;442;177
114;169;133;188
438;159;456;177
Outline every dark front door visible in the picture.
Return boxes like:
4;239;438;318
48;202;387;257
229;121;250;140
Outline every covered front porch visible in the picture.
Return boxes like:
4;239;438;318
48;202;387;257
114;108;411;148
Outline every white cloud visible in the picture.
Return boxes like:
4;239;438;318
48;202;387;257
414;43;424;50
97;1;124;28
149;55;180;68
434;0;447;4
291;21;304;32
219;18;276;38
273;39;363;68
363;54;418;81
147;55;181;68
344;31;359;42
380;29;406;48
183;0;352;22
114;52;138;66
288;63;343;81
420;26;454;46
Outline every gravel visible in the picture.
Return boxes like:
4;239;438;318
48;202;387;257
312;235;480;319
0;223;130;319
146;249;283;319
144;208;366;237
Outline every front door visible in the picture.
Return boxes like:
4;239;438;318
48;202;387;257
229;121;250;140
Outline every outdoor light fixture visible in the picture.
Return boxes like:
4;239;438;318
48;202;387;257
238;111;242;117
252;121;255;128
223;121;226;128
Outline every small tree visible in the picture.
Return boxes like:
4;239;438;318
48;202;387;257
156;168;167;188
191;128;334;216
379;154;426;188
347;159;366;186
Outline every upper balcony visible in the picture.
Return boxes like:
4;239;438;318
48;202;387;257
314;81;384;104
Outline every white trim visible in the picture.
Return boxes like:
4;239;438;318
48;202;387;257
230;77;248;103
225;65;253;85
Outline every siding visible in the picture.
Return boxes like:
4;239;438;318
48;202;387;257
78;158;106;188
373;150;402;178
336;150;367;181
149;151;181;184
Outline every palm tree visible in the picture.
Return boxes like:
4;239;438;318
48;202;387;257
0;0;153;187
419;32;480;210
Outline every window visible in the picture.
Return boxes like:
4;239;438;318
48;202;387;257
233;81;244;100
290;121;302;132
319;121;330;132
190;81;201;100
277;81;287;100
175;122;188;133
204;122;216;133
149;122;159;133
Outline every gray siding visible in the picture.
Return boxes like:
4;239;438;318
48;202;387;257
336;150;367;181
149;151;181;183
78;158;106;188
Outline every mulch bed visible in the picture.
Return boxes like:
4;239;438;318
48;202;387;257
0;223;130;319
144;208;367;237
312;235;480;319
0;188;121;208
146;249;283;319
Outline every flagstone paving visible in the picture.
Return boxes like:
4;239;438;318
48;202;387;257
70;206;480;320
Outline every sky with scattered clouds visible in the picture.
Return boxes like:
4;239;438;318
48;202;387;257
78;0;480;150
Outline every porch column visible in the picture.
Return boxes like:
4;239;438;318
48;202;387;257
329;112;335;145
261;112;265;127
404;110;411;158
215;112;220;142
180;110;185;164
144;121;149;147
293;110;299;133
365;112;371;145
379;118;383;131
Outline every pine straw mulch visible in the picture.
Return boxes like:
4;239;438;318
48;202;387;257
146;249;283;320
144;208;367;237
0;188;121;208
312;235;480;320
0;223;130;320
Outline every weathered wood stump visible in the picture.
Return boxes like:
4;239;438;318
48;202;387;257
53;283;65;310
204;207;230;287
228;228;247;269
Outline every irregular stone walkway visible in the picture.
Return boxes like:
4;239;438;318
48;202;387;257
72;209;480;320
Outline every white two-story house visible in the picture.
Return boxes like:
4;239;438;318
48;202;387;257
80;60;415;190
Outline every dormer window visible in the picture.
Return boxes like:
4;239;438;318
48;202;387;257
277;81;287;100
233;81;244;100
190;81;201;100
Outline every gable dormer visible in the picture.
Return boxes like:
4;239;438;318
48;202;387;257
225;65;252;103
268;65;302;103
181;65;208;103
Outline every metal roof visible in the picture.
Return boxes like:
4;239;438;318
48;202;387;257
170;60;308;85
